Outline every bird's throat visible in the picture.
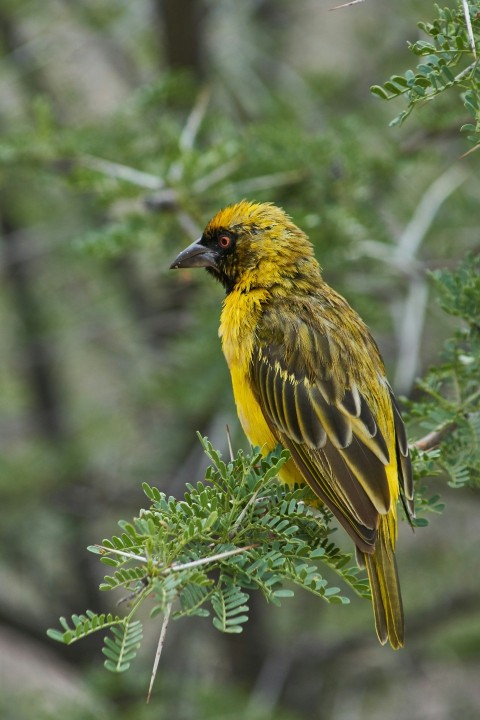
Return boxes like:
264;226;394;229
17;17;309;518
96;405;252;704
219;286;271;368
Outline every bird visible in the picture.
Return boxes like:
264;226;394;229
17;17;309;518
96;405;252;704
170;200;414;649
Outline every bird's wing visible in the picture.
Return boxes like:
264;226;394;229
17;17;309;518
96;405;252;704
249;307;413;552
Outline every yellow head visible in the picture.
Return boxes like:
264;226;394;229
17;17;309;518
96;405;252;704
170;200;320;293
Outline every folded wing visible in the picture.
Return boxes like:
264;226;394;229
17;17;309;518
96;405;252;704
249;307;413;552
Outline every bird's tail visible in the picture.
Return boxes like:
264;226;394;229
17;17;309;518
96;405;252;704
359;516;404;649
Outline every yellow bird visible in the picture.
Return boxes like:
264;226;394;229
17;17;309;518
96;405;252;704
170;200;414;648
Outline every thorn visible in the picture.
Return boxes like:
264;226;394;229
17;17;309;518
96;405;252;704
226;424;234;462
147;603;172;704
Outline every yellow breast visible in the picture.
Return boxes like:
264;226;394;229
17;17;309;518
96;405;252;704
219;287;302;485
219;287;274;449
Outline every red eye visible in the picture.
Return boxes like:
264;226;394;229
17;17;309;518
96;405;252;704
218;235;231;249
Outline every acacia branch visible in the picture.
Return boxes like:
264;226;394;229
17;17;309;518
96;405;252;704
91;543;258;571
411;422;458;452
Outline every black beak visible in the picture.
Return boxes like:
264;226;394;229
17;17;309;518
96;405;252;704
170;238;218;270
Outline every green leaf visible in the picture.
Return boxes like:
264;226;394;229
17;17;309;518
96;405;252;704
272;588;294;598
370;85;390;100
413;517;429;528
384;81;406;95
102;620;143;674
46;629;68;643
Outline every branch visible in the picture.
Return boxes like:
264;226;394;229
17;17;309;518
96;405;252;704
179;86;212;152
191;158;241;194
396;166;466;262
412;422;458;452
392;276;429;394
80;155;165;190
392;165;467;393
462;0;477;59
330;0;365;9
230;168;307;194
91;543;258;571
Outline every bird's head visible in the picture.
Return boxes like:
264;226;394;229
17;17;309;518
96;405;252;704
170;200;320;293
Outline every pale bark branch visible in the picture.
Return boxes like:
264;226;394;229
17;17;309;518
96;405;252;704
411;422;458;452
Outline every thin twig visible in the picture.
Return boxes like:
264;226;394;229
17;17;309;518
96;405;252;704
453;60;477;84
355;240;422;278
460;142;480;159
92;543;257;571
92;545;148;562
231;169;307;194
230;490;262;539
179;86;212;152
396;165;466;262
167;544;257;572
168;87;212;185
393;277;429;393
462;0;477;59
412;422;458;452
192;158;241;194
330;0;365;10
147;602;172;704
144;194;202;237
80;155;165;190
176;210;203;238
117;577;150;605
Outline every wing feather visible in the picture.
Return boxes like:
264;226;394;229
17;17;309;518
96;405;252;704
389;388;415;519
310;385;352;449
282;379;304;444
250;310;410;551
294;381;327;449
276;430;378;552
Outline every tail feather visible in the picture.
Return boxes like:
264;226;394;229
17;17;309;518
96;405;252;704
361;518;404;649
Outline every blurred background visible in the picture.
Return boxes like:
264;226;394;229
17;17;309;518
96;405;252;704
0;1;479;718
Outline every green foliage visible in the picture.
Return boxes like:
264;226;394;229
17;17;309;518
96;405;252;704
48;438;369;673
372;2;480;146
408;254;480;514
211;581;249;633
102;620;144;673
46;610;124;645
47;611;143;673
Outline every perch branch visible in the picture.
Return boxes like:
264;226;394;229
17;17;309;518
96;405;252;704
411;422;458;452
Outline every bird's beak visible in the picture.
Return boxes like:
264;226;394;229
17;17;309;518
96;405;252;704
170;238;217;270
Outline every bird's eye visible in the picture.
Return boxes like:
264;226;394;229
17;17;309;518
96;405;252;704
218;235;231;249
